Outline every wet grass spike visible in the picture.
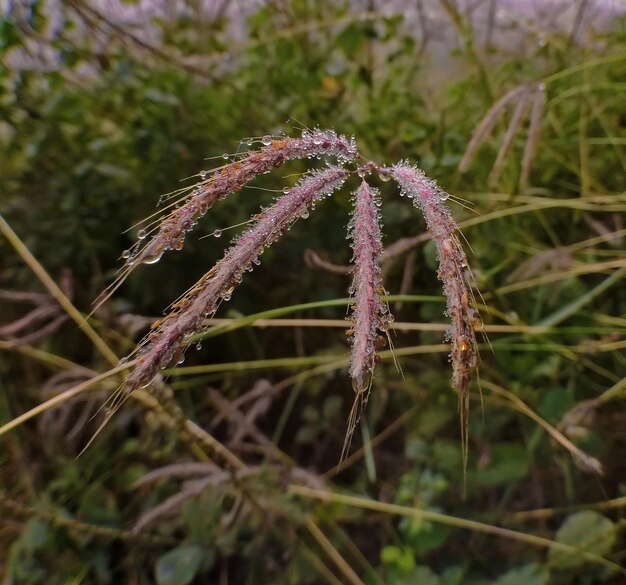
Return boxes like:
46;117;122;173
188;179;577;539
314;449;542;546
103;129;482;458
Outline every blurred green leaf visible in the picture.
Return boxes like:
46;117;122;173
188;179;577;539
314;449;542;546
155;544;208;585
472;444;530;488
549;511;616;569
20;518;50;552
493;563;550;585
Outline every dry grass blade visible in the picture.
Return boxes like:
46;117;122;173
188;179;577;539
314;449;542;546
488;89;531;186
520;83;547;191
289;486;626;575
458;85;528;173
0;213;119;366
482;381;603;474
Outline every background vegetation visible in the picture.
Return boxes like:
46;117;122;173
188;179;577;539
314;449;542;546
1;1;625;583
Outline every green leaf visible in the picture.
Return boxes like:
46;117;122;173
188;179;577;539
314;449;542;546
472;444;530;487
155;544;206;585
0;18;20;50
441;566;464;585
494;563;550;585
411;566;442;585
381;545;415;574
549;511;616;568
20;518;50;552
336;23;366;57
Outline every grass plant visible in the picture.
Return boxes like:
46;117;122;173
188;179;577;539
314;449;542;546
1;2;625;583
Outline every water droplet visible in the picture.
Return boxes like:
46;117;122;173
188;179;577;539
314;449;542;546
175;240;184;251
253;258;261;265
122;250;131;259
213;229;222;238
200;170;207;179
300;209;309;219
282;187;290;194
137;377;154;389
119;356;128;365
313;136;322;145
379;172;391;182
261;135;272;146
142;248;164;265
246;139;253;146
440;191;450;201
176;354;185;364
137;229;147;240
222;292;232;301
222;153;229;160
196;342;203;350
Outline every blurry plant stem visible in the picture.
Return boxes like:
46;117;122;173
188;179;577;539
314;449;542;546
0;493;176;546
289;486;625;574
506;495;626;523
0;213;118;366
440;0;493;102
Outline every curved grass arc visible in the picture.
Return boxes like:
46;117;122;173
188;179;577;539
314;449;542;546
288;486;625;575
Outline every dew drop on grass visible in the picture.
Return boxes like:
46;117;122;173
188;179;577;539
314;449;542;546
142;249;164;265
440;191;450;201
261;135;272;146
138;375;157;389
200;170;207;179
122;250;131;259
196;342;202;350
282;187;290;194
137;229;147;240
213;229;222;238
222;153;229;160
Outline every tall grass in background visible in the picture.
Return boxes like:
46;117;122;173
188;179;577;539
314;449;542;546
0;1;625;583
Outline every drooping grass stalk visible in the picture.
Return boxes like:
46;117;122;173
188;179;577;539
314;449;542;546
344;181;390;452
125;166;349;392
458;85;528;173
96;130;488;460
388;163;480;461
96;130;357;308
520;83;547;191
488;89;531;186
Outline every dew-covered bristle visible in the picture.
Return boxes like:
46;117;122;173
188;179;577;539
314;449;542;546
341;180;392;459
106;130;357;306
101;131;487;470
347;181;391;396
389;163;480;453
124;165;349;392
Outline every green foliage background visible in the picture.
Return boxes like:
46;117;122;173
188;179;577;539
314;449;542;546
1;1;625;583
